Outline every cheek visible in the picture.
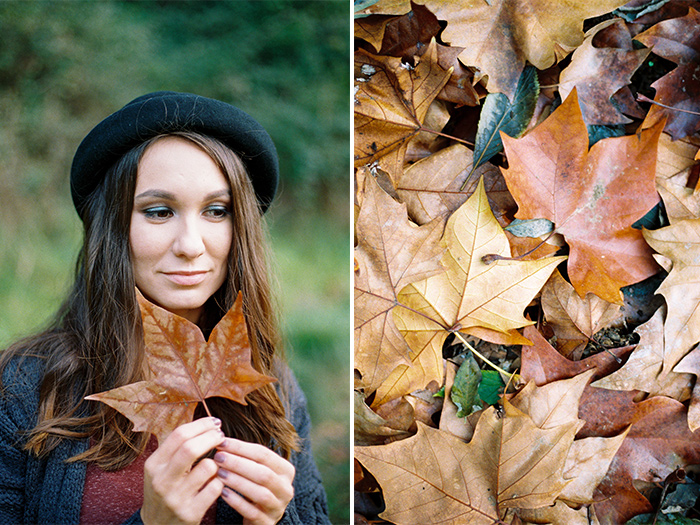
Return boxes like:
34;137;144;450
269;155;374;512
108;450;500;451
210;224;233;270
129;221;162;273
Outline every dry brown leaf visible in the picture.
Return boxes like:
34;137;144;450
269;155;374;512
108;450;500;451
593;396;700;523
354;39;452;171
501;89;663;304
86;292;275;444
592;307;693;401
656;132;700;222
354;174;444;394
643;218;700;375
541;270;622;359
422;0;628;98
559;19;650;125
396;143;515;226
354;390;412;446
354;15;392;52
517;500;600;525
635;7;700;140
673;343;700;431
510;371;593;430
356;400;578;524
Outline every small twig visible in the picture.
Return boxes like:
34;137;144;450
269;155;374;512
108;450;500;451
453;331;513;379
637;93;700;116
418;125;475;147
482;228;559;265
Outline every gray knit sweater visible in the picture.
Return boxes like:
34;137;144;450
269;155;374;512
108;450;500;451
0;356;331;525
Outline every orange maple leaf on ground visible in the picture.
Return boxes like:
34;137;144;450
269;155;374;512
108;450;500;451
86;292;275;443
501;89;663;304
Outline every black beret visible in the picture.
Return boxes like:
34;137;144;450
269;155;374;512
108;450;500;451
70;91;278;216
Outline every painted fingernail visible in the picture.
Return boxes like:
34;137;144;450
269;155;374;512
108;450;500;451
217;468;228;480
214;452;226;464
211;417;222;426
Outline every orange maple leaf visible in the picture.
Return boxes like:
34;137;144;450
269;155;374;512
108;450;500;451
86;292;275;443
500;89;663;303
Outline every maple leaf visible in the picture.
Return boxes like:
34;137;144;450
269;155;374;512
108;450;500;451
635;7;700;140
501;89;663;304
376;177;564;405
86;292;274;443
655;132;700;223
559;19;650;125
354;39;451;175
421;0;628;98
356;396;581;523
593;396;700;524
354;174;444;394
541;269;622;359
643;219;700;375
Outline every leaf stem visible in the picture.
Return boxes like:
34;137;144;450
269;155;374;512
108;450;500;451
452;331;512;379
202;399;213;418
637;93;700;116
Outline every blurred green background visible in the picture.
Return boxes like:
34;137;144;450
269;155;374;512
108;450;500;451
0;1;350;523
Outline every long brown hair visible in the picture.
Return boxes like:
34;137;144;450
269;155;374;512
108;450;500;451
0;131;298;470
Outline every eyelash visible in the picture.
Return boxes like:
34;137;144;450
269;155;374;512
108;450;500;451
142;205;230;221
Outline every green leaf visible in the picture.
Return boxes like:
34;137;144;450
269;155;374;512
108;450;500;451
505;218;554;238
478;370;504;405
450;352;482;418
470;65;539;174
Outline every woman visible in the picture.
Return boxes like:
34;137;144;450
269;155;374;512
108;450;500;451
0;91;331;525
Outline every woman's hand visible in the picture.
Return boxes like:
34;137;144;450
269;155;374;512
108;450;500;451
141;417;225;525
214;438;295;525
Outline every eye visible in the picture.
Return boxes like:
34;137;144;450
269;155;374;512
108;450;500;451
143;206;173;220
204;205;230;220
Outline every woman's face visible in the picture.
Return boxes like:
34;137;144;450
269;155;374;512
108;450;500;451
129;136;233;324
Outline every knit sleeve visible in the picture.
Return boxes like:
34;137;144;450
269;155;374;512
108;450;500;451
214;366;332;525
0;357;41;525
278;368;331;525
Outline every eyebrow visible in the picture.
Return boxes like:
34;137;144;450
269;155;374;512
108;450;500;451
134;189;231;201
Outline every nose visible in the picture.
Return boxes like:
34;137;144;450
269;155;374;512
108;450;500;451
172;216;205;259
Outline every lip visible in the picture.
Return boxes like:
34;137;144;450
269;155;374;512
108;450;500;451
163;271;208;286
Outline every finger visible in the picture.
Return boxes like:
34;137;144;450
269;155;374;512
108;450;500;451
192;476;225;512
217;438;295;478
214;450;293;500
157;417;223;458
221;486;275;525
150;423;225;478
183;457;219;495
216;467;292;513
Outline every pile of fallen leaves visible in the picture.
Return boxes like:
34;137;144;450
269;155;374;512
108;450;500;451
353;1;700;523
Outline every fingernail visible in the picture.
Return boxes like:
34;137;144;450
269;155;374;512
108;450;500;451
214;452;226;464
211;417;221;426
217;468;228;480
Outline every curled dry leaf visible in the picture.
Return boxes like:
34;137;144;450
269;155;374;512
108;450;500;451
541;269;622;359
354;39;451;174
86;292;275;444
354;174;444;394
559;18;650;125
635;7;700;140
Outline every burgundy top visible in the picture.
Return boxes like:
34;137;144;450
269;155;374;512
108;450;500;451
80;435;217;524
